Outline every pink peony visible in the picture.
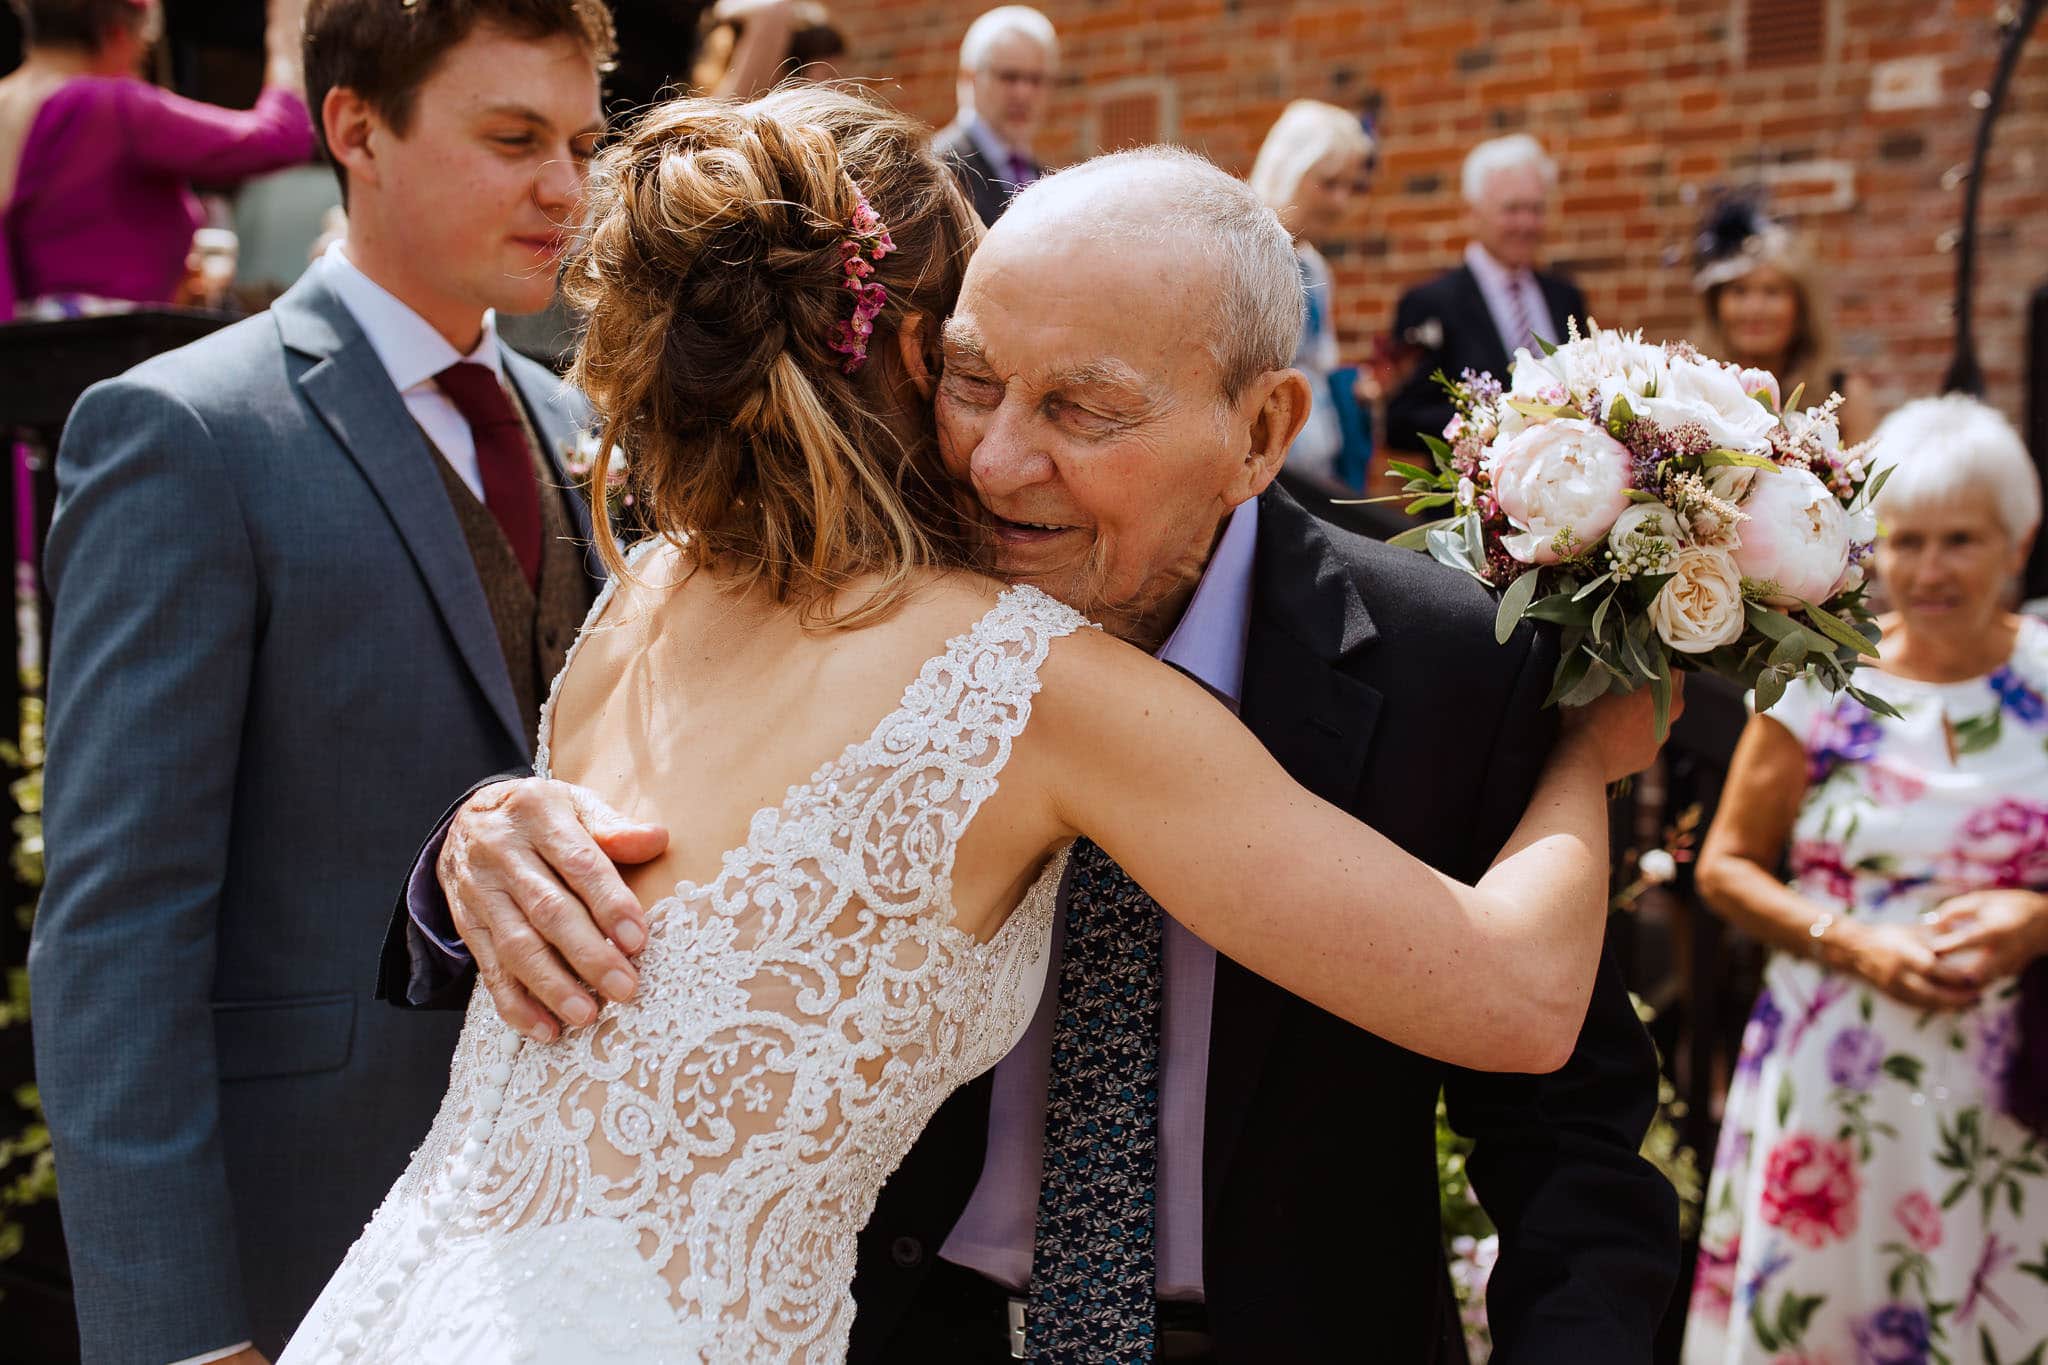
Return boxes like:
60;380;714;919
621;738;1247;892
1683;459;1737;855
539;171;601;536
1737;366;1784;413
1893;1190;1942;1252
1483;418;1635;565
1732;466;1852;605
1759;1132;1860;1249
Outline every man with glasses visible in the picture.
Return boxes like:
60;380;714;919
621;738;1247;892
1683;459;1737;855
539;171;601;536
933;5;1056;227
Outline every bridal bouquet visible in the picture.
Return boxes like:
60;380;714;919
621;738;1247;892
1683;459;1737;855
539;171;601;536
1385;322;1890;735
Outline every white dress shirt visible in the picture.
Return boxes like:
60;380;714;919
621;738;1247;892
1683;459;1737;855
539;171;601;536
318;241;504;501
1464;240;1554;360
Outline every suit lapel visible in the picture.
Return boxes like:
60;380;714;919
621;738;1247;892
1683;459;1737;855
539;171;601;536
274;275;531;755
1204;487;1384;1193
1450;265;1511;378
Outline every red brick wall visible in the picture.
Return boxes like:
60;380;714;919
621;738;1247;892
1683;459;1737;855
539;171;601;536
833;0;2047;433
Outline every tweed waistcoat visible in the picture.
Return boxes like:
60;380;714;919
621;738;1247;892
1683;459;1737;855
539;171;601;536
426;398;595;746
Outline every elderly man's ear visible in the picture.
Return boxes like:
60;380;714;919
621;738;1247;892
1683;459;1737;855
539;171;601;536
895;313;940;400
1233;367;1314;499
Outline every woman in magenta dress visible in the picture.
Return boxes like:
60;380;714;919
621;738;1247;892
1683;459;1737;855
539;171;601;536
0;0;314;320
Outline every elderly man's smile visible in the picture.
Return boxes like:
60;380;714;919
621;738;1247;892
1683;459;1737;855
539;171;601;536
988;510;1084;545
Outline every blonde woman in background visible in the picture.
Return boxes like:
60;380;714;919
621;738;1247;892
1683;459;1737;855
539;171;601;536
1693;195;1875;446
1249;98;1375;490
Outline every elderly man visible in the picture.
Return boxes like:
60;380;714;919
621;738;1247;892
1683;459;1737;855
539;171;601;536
380;149;1677;1362
1385;133;1589;453
932;4;1056;226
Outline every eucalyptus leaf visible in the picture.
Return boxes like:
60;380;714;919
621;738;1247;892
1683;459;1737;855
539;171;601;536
1384;459;1437;484
1571;572;1615;602
1865;464;1893;502
1496;569;1543;645
1536;334;1559;357
1591;591;1616;641
1524;592;1598;628
1746;603;1805;643
1559;654;1619;707
1388;516;1455;551
1769;632;1810;669
1631;572;1676;606
1703;449;1778;469
1755;667;1789;715
1844;685;1904;721
1406;493;1456;515
1785;382;1806;412
1419;433;1455;470
1650;669;1673;743
1798;600;1881;658
1544;647;1595;708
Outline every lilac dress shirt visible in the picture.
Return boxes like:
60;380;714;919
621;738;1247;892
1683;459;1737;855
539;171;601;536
1;77;312;319
941;496;1259;1302
404;499;1262;1299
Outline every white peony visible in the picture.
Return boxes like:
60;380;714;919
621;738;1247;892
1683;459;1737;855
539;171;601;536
1609;501;1686;549
1484;418;1637;564
1732;466;1852;605
1649;545;1748;654
1635;356;1781;454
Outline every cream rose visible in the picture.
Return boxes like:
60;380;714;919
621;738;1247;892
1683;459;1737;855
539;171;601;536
1483;418;1636;564
1732;466;1851;605
1649;545;1748;653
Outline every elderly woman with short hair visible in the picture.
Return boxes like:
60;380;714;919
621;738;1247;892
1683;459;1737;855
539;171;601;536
1682;394;2048;1365
1248;98;1375;489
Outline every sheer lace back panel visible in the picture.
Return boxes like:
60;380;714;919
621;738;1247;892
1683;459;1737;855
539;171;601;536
291;552;1088;1364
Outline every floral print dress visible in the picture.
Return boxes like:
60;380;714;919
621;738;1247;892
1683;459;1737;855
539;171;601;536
1685;618;2048;1365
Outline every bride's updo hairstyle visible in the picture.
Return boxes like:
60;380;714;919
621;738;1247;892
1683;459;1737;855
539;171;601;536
567;85;986;628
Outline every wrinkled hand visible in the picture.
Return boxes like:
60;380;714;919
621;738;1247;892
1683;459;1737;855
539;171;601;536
1562;676;1685;783
1833;920;1980;1012
1924;889;2048;986
439;778;668;1041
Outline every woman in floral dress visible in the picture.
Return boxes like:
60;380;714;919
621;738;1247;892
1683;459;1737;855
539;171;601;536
1684;395;2048;1365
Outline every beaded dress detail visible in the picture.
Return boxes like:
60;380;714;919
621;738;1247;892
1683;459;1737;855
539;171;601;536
282;558;1085;1364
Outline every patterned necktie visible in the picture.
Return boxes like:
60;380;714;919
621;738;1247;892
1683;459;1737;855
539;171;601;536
436;361;542;590
1506;273;1541;356
1027;837;1161;1361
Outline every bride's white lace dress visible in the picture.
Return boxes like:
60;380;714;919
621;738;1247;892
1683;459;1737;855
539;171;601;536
281;570;1087;1364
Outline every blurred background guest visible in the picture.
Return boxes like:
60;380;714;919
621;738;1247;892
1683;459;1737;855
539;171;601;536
690;0;843;99
0;0;311;320
1693;194;1876;447
1248;98;1376;492
931;4;1054;227
1682;395;2048;1365
1383;133;1586;453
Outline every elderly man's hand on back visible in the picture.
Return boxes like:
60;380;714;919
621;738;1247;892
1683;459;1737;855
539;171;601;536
438;777;666;1041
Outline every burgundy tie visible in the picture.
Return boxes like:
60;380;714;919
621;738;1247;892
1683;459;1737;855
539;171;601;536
1005;152;1034;188
435;361;542;590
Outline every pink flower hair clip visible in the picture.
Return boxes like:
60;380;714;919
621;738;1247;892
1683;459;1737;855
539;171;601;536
828;187;896;375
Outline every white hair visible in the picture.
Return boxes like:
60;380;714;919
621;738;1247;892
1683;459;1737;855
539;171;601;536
959;5;1057;73
1460;133;1558;206
1247;100;1376;214
1871;394;2040;542
1005;146;1304;398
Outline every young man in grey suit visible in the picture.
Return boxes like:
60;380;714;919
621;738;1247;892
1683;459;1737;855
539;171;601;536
931;5;1056;227
26;2;614;1361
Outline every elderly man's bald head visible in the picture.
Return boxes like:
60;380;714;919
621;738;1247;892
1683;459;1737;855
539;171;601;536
985;146;1305;399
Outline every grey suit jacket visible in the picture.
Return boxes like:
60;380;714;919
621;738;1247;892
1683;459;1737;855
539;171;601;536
27;270;597;1363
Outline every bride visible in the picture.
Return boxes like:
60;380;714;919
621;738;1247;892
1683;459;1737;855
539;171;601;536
282;87;1656;1364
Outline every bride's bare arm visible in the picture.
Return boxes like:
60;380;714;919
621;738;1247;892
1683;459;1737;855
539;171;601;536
1032;629;1649;1075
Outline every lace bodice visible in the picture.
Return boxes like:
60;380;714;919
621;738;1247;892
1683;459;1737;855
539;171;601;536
283;562;1088;1364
